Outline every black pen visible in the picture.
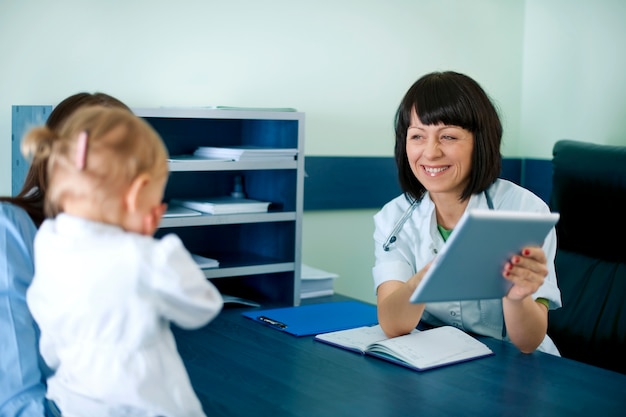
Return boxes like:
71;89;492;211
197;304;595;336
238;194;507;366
257;316;287;329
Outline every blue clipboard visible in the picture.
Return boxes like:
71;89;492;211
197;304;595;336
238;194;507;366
241;301;378;336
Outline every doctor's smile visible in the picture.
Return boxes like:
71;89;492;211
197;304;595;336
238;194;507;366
422;166;450;176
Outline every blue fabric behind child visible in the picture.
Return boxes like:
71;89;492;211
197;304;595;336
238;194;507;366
0;203;50;417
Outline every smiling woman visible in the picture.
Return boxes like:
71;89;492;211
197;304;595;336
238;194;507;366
405;118;474;212
372;71;562;357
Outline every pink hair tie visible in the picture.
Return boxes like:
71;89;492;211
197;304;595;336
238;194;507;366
75;131;88;170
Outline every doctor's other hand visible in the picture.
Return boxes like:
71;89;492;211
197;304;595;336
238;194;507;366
502;246;548;301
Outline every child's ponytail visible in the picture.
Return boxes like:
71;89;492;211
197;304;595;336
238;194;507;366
21;126;57;165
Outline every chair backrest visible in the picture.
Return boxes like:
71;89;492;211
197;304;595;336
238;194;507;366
547;139;626;374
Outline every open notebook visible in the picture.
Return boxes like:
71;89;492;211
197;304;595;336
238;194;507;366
315;324;493;372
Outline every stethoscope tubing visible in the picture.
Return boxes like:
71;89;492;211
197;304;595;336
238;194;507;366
382;191;493;252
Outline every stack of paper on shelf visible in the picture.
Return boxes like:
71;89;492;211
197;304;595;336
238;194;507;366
300;264;339;299
168;154;233;163
212;106;297;112
163;205;203;218
191;254;219;269
221;295;260;308
171;197;270;215
194;146;297;161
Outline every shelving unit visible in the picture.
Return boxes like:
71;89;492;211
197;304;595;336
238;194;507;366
11;105;304;306
134;107;305;307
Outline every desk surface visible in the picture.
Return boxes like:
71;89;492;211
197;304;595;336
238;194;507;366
173;296;626;417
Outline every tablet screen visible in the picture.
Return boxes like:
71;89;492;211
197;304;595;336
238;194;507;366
410;209;560;303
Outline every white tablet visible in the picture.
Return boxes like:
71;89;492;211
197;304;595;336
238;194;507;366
409;209;560;303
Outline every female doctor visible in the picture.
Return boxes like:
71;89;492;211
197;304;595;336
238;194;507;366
373;71;561;355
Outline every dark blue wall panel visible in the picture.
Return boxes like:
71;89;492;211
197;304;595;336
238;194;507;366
501;158;522;185
303;156;401;210
523;158;553;204
303;156;552;210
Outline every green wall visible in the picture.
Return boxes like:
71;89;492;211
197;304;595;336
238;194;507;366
1;0;624;303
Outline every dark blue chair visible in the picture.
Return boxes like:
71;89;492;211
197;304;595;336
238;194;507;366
547;139;626;374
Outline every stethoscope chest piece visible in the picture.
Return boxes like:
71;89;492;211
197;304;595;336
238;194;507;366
382;199;418;251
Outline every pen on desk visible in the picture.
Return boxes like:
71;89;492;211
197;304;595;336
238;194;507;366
258;316;287;329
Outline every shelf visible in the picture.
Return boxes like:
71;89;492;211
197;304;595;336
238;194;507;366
159;211;297;228
134;106;303;121
145;106;305;306
13;105;304;307
203;262;295;279
168;157;297;172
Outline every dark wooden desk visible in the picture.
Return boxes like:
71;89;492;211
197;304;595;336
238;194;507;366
173;296;626;417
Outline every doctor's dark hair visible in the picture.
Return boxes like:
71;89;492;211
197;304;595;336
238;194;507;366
394;71;502;202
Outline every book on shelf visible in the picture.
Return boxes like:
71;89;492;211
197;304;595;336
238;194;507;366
191;254;219;269
163;205;203;218
314;324;494;372
222;295;261;308
300;264;339;299
212;106;297;112
168;154;234;163
194;146;298;161
171;197;271;215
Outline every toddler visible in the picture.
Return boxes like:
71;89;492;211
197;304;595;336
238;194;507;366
24;106;223;417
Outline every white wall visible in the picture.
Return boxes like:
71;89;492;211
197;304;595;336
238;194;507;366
520;0;626;158
0;0;525;192
1;1;624;304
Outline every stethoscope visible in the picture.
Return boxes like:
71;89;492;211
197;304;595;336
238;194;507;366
382;190;494;252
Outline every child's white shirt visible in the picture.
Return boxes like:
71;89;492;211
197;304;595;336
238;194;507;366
27;214;223;417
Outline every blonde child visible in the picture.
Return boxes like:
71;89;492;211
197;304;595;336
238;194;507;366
24;106;223;417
